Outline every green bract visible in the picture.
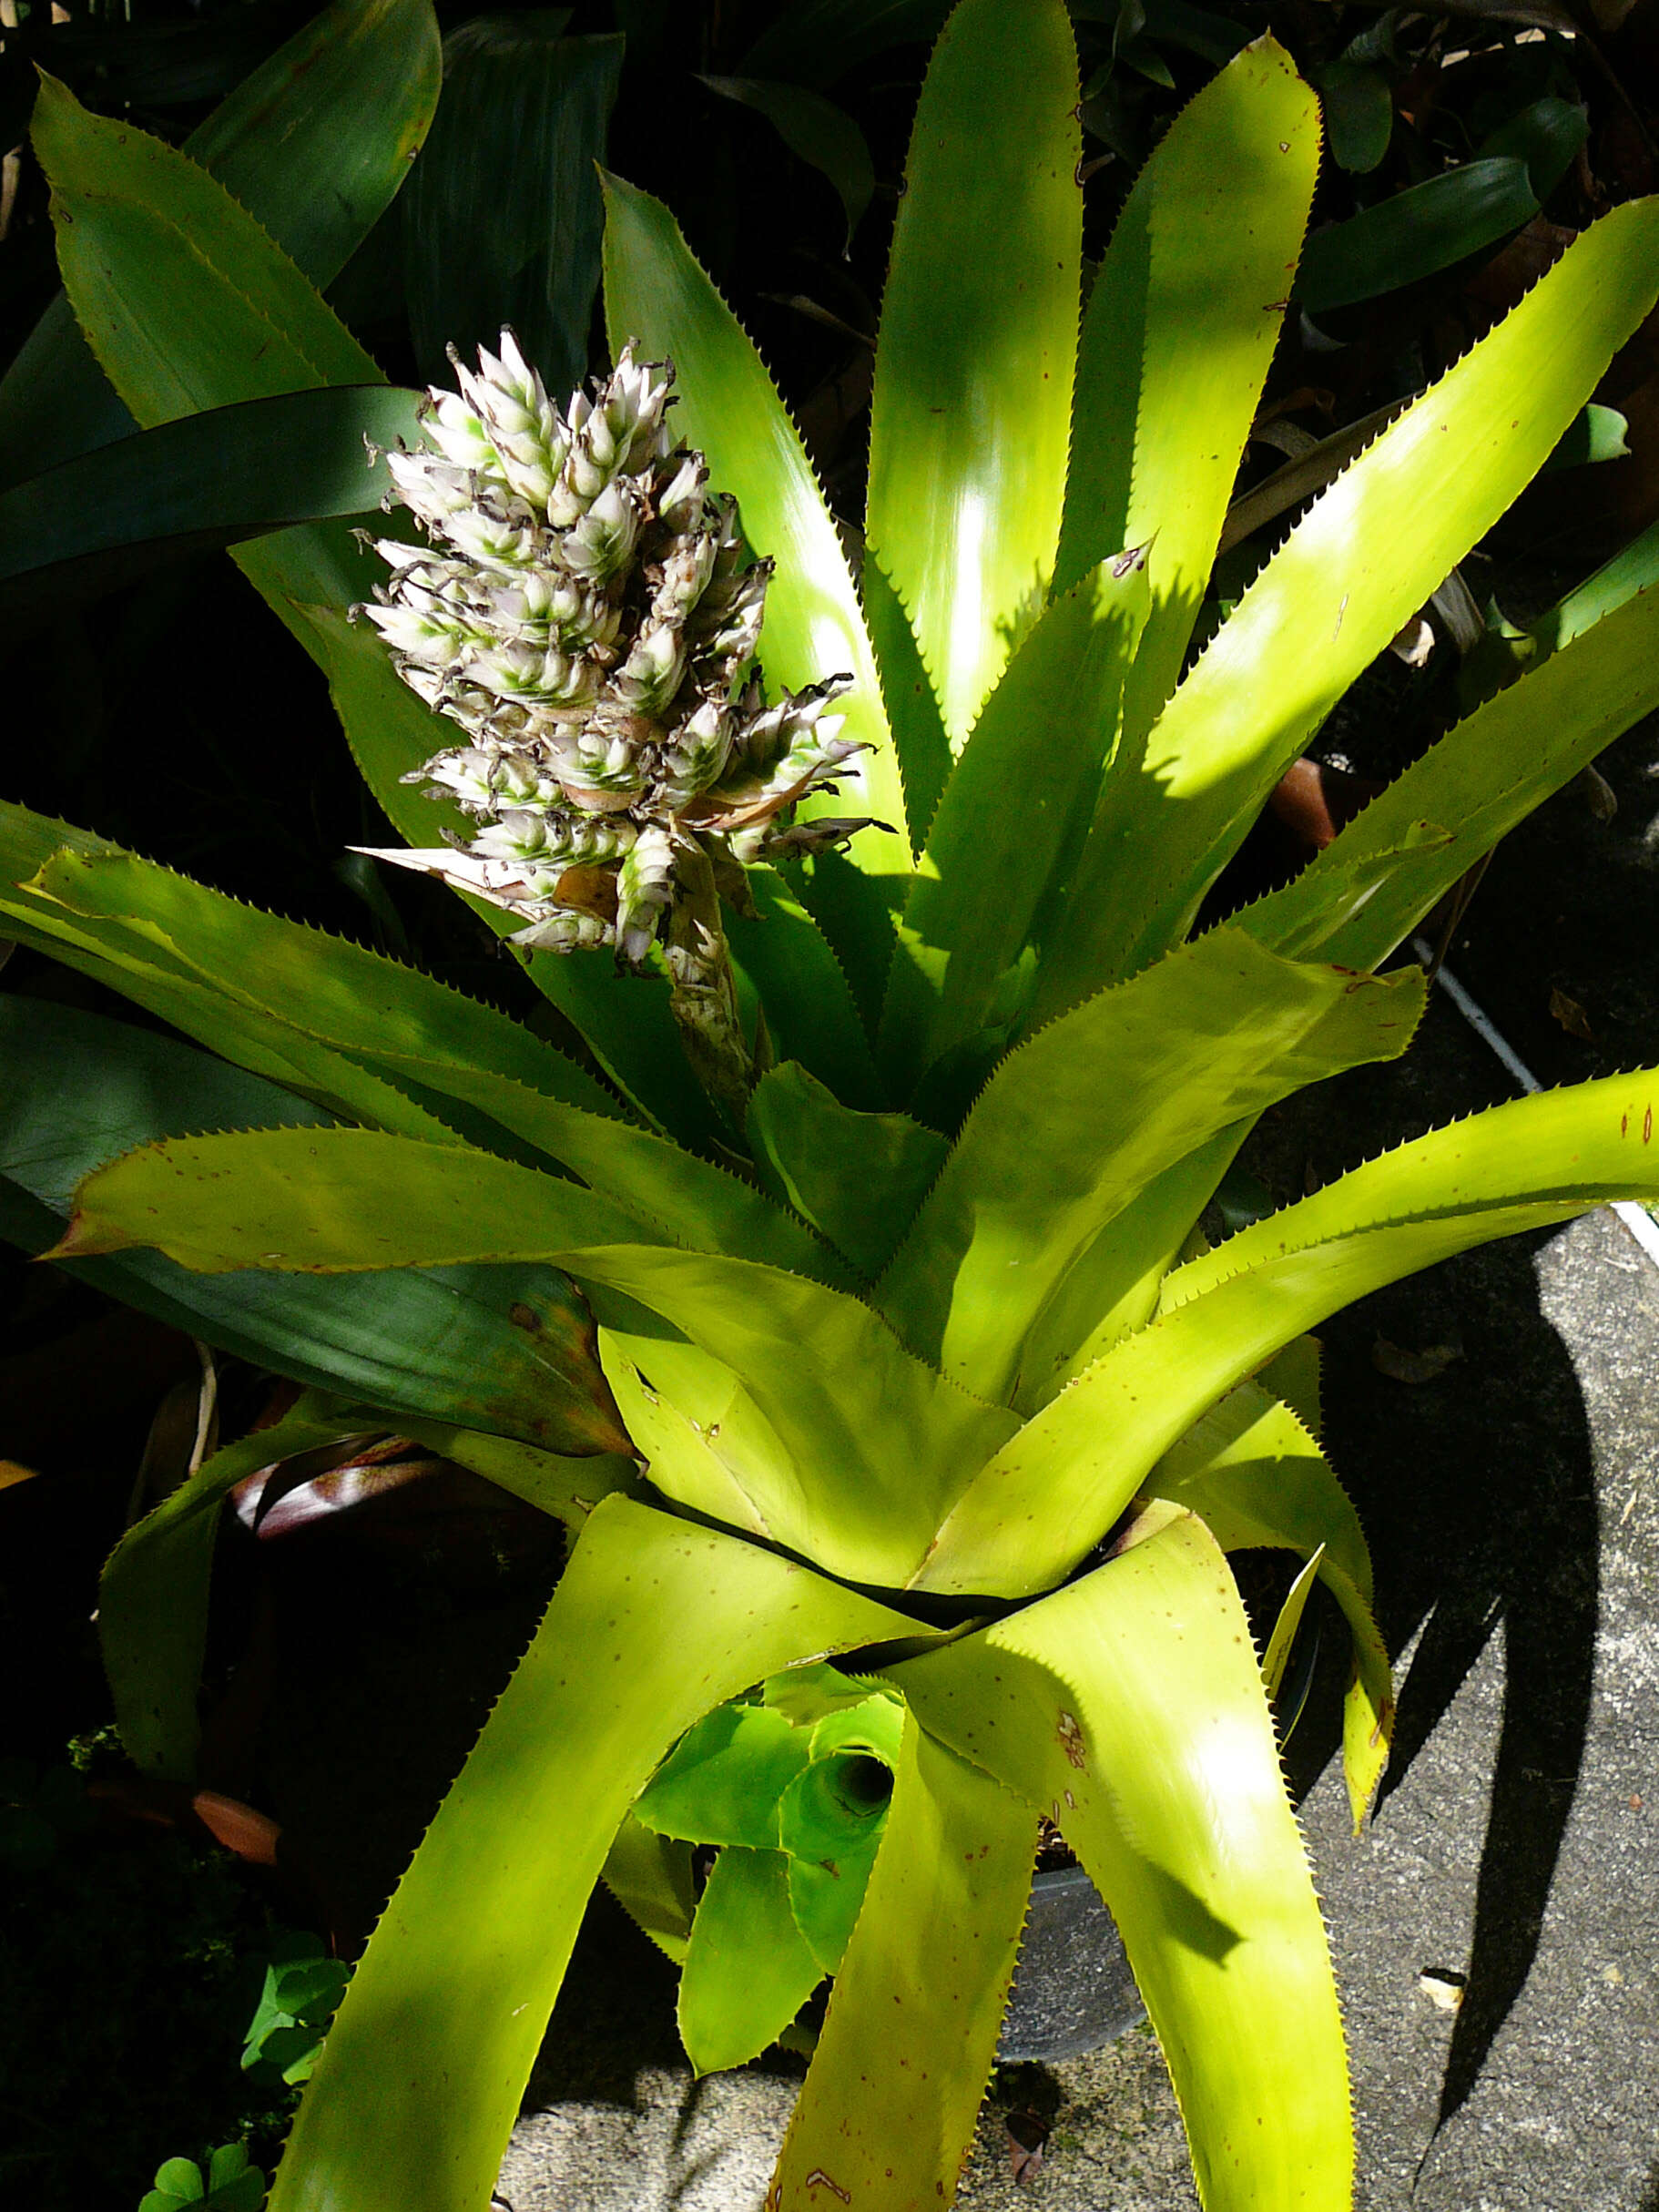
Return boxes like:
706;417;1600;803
4;1;1659;2208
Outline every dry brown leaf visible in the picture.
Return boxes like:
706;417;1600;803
1006;2111;1049;2187
1418;1968;1467;2013
1371;1336;1464;1385
1579;763;1619;822
1549;985;1596;1041
1389;613;1435;668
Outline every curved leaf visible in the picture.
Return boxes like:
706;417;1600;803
56;1127;1016;1582
600;1814;695;1963
32;76;381;426
865;0;1081;745
745;1059;945;1276
1034;196;1659;1020
24;841;843;1279
634;1702;809;1849
1056;37;1319;744
698;76;874;250
877;933;1424;1401
192;0;438;279
507;1248;1017;1585
922;1066;1659;1595
267;1496;933;2212
892;1512;1351;2212
0;386;422;638
1009;1121;1250;1416
0;841;489;1147
52;1128;707;1275
1319;63;1392;175
766;1712;1033;2211
1478;95;1588;203
678;1845;823;2072
0;997;626;1449
725;867;885;1111
17;841;622;1121
0;0;440;484
1241;580;1659;973
1298;158;1537;314
1149;1380;1392;1828
1529;514;1659;657
598;1330;783;1539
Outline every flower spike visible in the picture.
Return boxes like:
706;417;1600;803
355;332;876;1116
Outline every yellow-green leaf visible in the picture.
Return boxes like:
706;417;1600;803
865;0;1082;745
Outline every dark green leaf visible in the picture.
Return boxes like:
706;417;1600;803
1476;94;1587;202
0;0;440;486
724;868;885;1111
1138;0;1249;65
739;0;954;86
698;76;874;250
1298;158;1539;314
30;76;382;424
0;996;626;1452
0;386;422;641
1542;402;1628;474
1319;63;1392;174
403;23;624;401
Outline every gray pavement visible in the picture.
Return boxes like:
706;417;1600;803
501;1199;1659;2210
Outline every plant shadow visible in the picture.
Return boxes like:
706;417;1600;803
1289;1218;1600;2143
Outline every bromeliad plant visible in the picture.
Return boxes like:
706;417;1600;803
6;0;1659;2206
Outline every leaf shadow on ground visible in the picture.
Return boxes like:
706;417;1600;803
1277;1197;1598;2145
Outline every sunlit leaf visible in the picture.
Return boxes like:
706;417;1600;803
924;1067;1659;1595
892;1512;1351;2211
865;0;1081;745
765;1714;1033;2210
267;1498;933;2212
